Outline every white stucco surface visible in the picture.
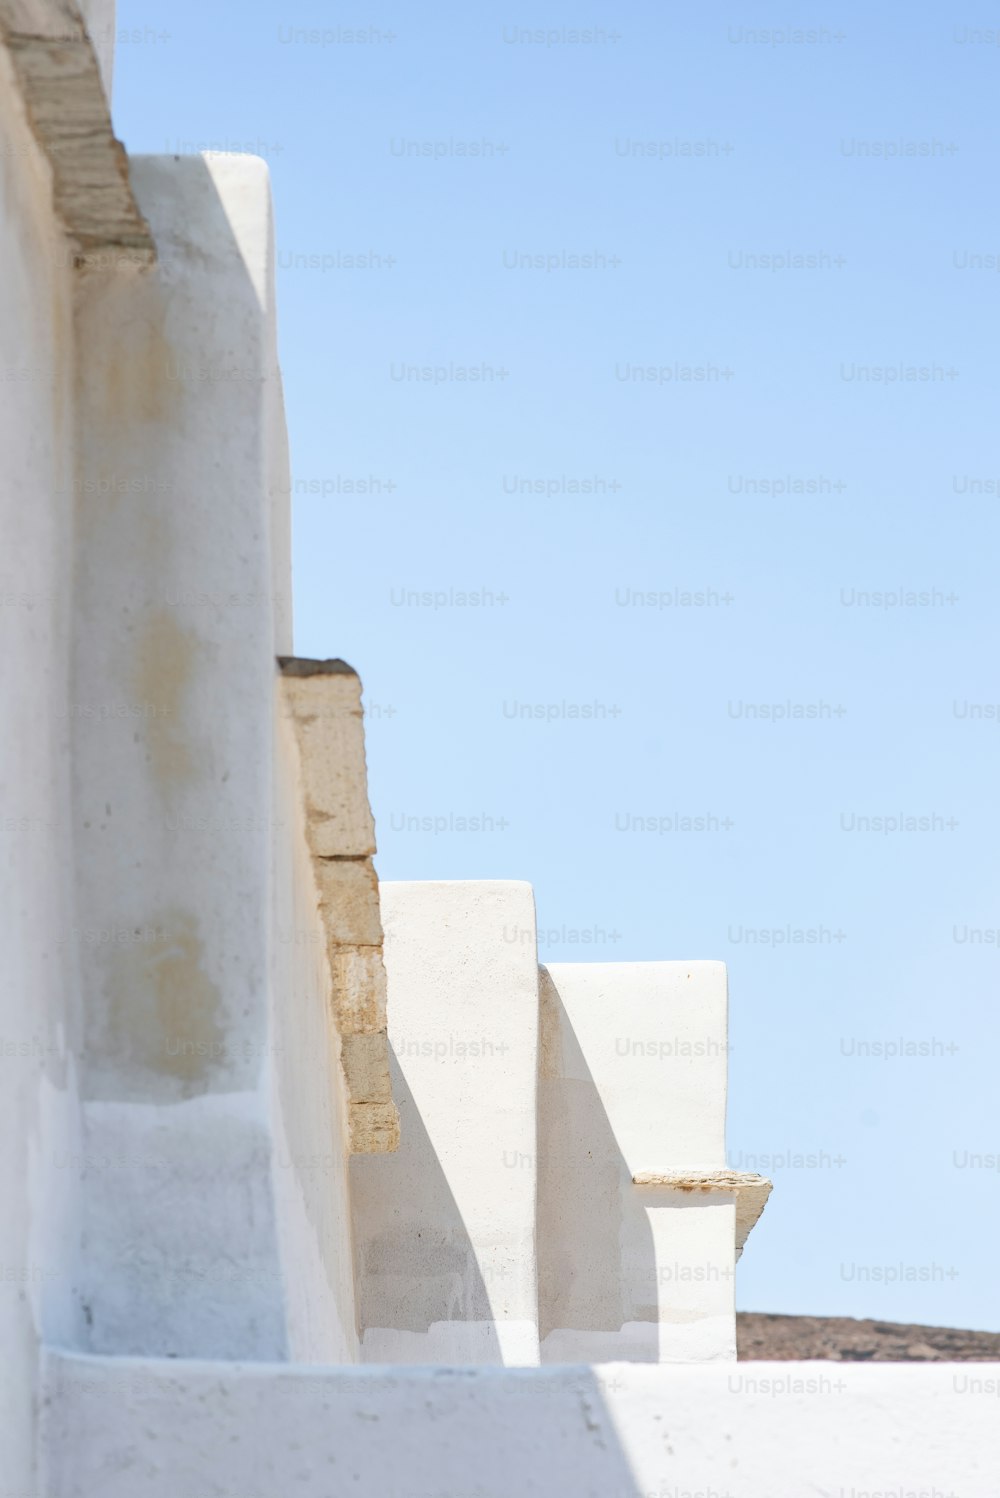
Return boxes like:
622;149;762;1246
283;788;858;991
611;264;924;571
69;152;293;1359
0;40;83;1496
544;960;729;1172
67;153;350;1364
42;1351;1000;1497
352;881;541;1364
540;962;736;1362
269;700;358;1362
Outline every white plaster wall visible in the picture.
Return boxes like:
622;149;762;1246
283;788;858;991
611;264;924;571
267;349;293;654
0;46;84;1497
540;962;734;1361
269;702;358;1362
351;881;541;1364
544;960;729;1171
41;1351;1000;1498
69;153;298;1359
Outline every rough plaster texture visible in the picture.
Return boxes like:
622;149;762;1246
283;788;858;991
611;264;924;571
539;962;739;1362
69;152;291;1358
41;1351;1000;1498
0;12;375;1414
67;154;355;1364
0;36;84;1494
351;881;542;1364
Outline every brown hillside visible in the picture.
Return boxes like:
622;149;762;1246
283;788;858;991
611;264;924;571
737;1312;1000;1362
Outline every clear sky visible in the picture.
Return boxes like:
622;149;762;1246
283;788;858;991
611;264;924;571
114;0;999;1331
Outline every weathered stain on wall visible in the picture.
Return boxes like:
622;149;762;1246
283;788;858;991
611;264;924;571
132;611;203;794
85;290;179;430
98;908;226;1096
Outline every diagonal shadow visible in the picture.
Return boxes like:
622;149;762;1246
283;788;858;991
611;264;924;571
350;1044;501;1362
537;966;658;1362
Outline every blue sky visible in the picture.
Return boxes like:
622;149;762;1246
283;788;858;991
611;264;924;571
114;0;999;1331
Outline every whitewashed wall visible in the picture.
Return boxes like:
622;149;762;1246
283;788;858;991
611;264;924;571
0;40;85;1498
539;961;735;1362
351;881;541;1363
42;1351;1000;1498
353;892;745;1366
69;154;292;1359
270;701;358;1362
70;152;351;1363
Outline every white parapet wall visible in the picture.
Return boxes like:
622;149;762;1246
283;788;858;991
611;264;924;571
351;881;541;1364
69;153;296;1360
0;0;381;1405
270;695;359;1363
0;25;84;1496
67;151;371;1367
539;961;738;1362
351;893;762;1365
0;81;383;1386
41;1351;1000;1498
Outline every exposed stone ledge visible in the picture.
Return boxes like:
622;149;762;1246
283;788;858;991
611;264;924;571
278;657;377;857
632;1170;772;1257
278;657;399;1154
0;0;154;267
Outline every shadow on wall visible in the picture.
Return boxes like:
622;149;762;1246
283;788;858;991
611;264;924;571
75;151;276;1111
537;967;658;1361
350;1048;499;1358
73;151;291;1362
350;994;662;1367
347;1033;646;1489
45;1352;667;1498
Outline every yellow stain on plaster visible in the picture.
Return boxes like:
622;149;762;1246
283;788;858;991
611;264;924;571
102;909;225;1090
133;609;200;791
85;281;181;431
73;287;180;521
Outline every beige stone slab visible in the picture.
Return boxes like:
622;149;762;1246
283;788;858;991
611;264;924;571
349;1101;401;1154
329;945;388;1037
341;1031;393;1104
278;660;376;858
314;857;383;949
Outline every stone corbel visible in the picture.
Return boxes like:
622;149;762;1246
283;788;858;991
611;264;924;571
632;1170;772;1258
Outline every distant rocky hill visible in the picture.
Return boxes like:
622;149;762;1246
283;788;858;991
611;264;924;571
737;1313;1000;1361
